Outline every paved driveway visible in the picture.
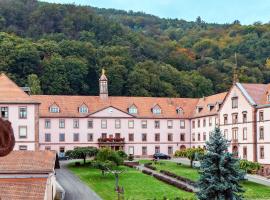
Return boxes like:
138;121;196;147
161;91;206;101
56;161;102;200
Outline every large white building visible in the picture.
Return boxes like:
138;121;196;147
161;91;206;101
0;72;270;168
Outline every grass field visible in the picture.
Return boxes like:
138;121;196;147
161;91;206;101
68;163;195;200
139;160;270;200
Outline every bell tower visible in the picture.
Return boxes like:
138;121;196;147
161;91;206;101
99;69;108;100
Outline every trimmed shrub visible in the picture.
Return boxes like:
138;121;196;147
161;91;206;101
124;161;139;168
153;174;194;192
160;170;197;186
142;169;153;175
144;162;157;170
240;159;262;174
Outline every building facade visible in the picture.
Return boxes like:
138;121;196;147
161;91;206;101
1;72;270;165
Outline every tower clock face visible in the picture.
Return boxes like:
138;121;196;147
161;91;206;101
0;119;15;157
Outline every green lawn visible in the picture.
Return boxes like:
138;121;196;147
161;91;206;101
68;162;195;200
139;160;270;200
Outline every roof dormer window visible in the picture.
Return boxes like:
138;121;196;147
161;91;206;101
176;107;184;115
196;106;203;113
50;106;60;113
208;104;214;111
128;105;138;114
79;105;88;113
152;105;161;115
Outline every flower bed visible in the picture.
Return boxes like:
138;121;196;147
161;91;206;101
153;174;194;193
160;170;197;186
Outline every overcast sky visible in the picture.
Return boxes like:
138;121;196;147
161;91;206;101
42;0;270;25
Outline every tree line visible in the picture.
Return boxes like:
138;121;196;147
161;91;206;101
0;0;270;97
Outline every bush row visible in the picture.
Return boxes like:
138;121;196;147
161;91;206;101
142;169;153;176
153;174;194;193
160;170;197;186
123;161;139;168
239;159;261;174
144;162;157;170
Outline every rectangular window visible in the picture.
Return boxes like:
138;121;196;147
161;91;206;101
168;133;173;141
232;113;238;124
203;132;206;141
19;107;27;119
115;133;121;138
243;146;247;159
73;119;79;128
209;117;212;126
259;127;264;140
142;133;147;142
59;119;65;128
260;146;264;159
59;133;65;142
243;112;247;123
203;119;206;127
180;120;185;129
115;119;121;129
224;114;228;125
259;111;264;121
154;120;160;129
180;133;185;141
192;121;195;129
102;133;107;139
197;119;200;128
128;120;134;129
155;146;160;153
101;119;107;129
232;97;238;108
45;146;51;151
142;146;147;155
88;120;93;129
167;120;173;129
155;133;160;142
73;133;79;142
192;133;195;141
0;107;8;118
19;145;27;151
197;133;201;141
19;126;27;139
45;133;51;142
45;119;51;129
87;133;93;142
168;146;173;155
232;128;238;141
243;128;247;140
128;133;134;142
141;120;147;129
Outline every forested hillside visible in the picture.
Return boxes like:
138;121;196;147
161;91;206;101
0;0;270;97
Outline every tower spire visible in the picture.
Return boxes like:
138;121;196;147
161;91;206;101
233;52;239;85
99;68;108;100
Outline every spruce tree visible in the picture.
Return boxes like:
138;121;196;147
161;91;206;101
197;127;245;200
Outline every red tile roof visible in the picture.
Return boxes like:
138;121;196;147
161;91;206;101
241;83;270;105
0;178;47;200
192;92;227;118
0;151;56;174
0;73;39;104
31;95;200;118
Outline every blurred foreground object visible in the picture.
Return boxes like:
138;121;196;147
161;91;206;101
0;118;15;157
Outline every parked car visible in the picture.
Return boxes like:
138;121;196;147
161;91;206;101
153;153;171;160
58;152;69;161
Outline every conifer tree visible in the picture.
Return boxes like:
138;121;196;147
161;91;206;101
197;127;245;200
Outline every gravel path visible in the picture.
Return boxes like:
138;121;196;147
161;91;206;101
56;161;102;200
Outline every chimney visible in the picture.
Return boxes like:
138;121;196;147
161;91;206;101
99;69;108;100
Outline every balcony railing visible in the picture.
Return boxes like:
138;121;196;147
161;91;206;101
98;137;125;143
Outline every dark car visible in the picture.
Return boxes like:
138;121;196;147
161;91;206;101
153;153;171;160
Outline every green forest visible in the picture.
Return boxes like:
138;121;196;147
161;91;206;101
0;0;270;97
